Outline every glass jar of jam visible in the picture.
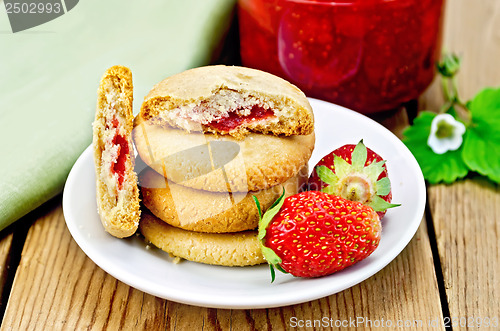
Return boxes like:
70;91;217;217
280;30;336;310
238;0;445;114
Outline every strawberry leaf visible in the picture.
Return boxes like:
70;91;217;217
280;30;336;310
269;264;276;283
403;111;469;183
261;242;283;283
368;195;401;212
361;160;386;181
333;155;351;179
252;195;262;220
316;165;338;186
269;187;286;209
351;140;367;171
375;177;391;196
257;189;285;241
261;246;282;265
461;88;500;183
254;189;287;282
275;264;288;274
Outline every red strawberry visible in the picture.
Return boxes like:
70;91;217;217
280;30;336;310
254;191;381;280
308;140;399;218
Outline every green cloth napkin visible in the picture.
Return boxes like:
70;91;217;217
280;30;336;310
0;0;236;231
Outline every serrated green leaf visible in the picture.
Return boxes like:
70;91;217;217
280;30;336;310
402;111;469;183
351;140;367;171
316;165;338;186
368;195;401;212
462;88;500;183
375;177;391;196
334;155;351;179
467;87;500;118
463;130;500;182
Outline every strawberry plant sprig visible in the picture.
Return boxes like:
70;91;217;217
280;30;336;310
403;53;500;184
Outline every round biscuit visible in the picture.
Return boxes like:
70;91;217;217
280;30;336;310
139;166;308;233
132;116;315;192
139;210;265;267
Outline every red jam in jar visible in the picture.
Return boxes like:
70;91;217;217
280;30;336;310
238;0;445;113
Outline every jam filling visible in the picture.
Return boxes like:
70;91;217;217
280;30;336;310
107;117;129;189
108;118;119;129
111;134;129;189
207;105;275;131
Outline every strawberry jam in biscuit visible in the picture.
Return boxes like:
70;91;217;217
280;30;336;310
207;105;275;132
93;65;140;238
105;116;130;189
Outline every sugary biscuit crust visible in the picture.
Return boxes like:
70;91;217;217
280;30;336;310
93;65;140;238
133;116;315;192
138;65;314;138
139;211;265;267
139;166;308;233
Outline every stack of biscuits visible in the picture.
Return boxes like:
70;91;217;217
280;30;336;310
94;65;315;267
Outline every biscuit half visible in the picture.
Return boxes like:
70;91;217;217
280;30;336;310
133;116;315;192
138;65;314;138
139;210;265;267
139;166;308;233
93;65;140;238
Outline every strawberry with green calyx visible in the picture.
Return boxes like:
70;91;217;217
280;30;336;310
308;140;400;218
254;190;381;281
253;189;288;282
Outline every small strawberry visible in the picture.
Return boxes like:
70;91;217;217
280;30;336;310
308;140;399;218
253;190;381;280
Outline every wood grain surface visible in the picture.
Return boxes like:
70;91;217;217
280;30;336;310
419;0;500;325
1;0;499;330
428;181;499;324
0;234;13;311
0;105;442;331
0;203;443;330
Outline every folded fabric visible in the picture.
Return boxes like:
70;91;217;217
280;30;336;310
0;0;236;231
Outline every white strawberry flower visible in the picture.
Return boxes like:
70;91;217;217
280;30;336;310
427;113;466;154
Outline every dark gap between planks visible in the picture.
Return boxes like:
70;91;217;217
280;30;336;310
411;99;452;329
409;101;453;329
425;186;453;330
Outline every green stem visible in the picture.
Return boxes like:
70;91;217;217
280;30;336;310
459;105;473;126
451;77;464;105
438;101;453;114
439;72;472;125
441;76;451;102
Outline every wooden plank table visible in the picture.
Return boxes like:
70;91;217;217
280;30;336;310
1;0;498;329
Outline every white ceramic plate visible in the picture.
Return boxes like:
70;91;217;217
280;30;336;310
63;98;426;309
